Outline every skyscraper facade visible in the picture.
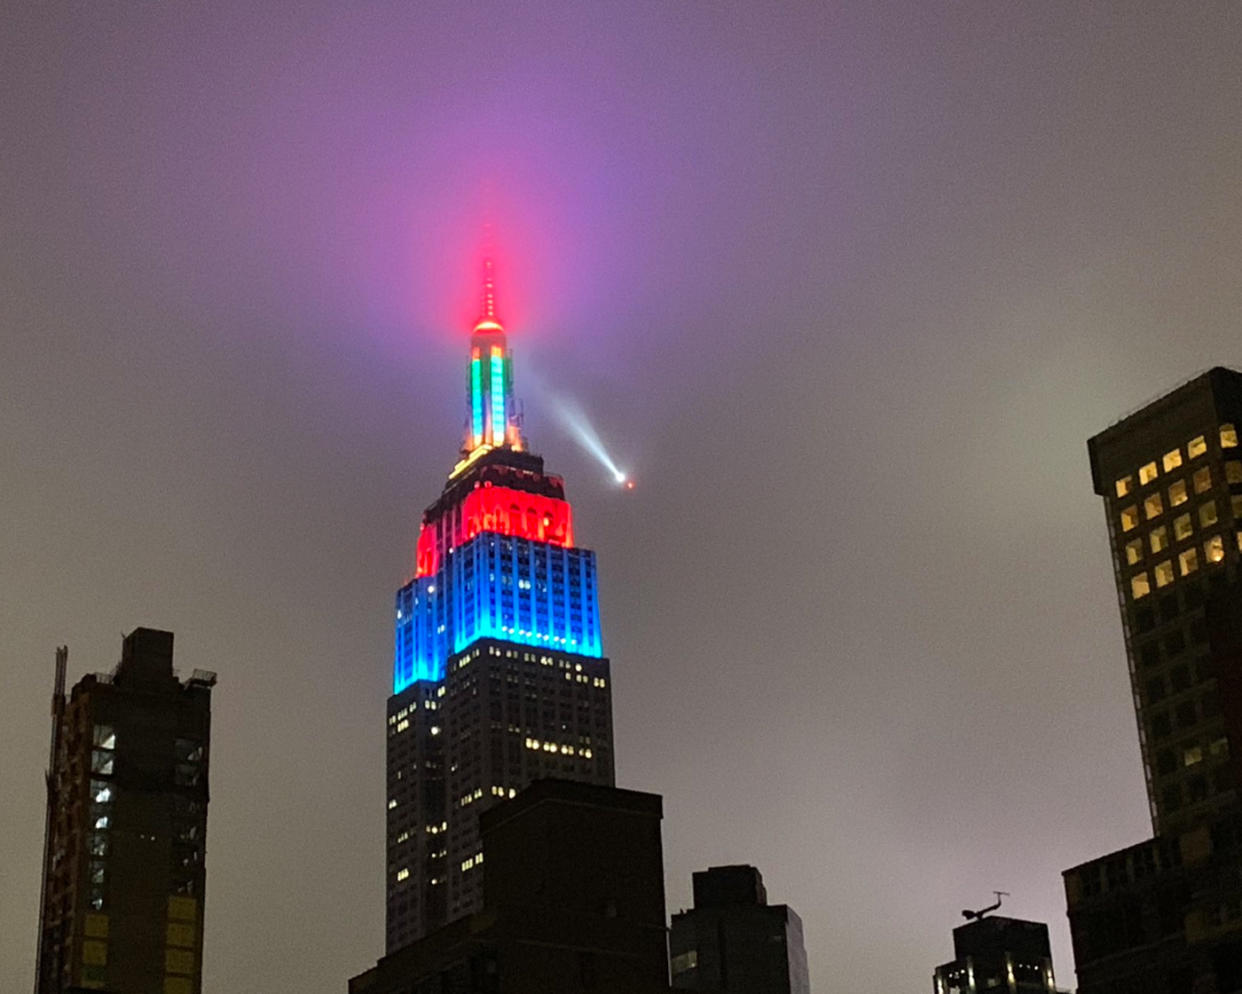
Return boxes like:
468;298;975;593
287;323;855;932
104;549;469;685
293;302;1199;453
1086;366;1242;835
1063;367;1242;993
385;262;616;951
34;628;215;994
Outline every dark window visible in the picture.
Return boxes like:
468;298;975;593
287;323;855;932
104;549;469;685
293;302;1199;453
1160;594;1181;623
1176;701;1198;728
1147;677;1167;704
1151;712;1172;739
1171;666;1192;693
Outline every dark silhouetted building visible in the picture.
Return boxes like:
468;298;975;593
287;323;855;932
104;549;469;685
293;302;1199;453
385;262;615;950
352;779;670;994
34;628;215;994
1064;367;1242;993
668;864;809;993
932;912;1058;993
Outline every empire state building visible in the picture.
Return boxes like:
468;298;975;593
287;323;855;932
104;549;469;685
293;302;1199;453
384;261;616;952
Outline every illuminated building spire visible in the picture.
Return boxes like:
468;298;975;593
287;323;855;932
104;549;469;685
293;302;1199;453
459;258;522;469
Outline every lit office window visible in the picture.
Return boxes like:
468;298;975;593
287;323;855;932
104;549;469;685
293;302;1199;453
1131;573;1152;599
1222;424;1238;449
1163;449;1183;472
1154;561;1175;588
1189;435;1208;459
1233;495;1242;518
1168;480;1188;507
1139;462;1160;485
1174;514;1194;541
1144;493;1164;520
1205;534;1225;564
1179;547;1199;576
1227;461;1242;484
1149;527;1169;554
1116;476;1134;498
1125;538;1145;564
1199;501;1219;528
1183;745;1203;766
1193;466;1212;493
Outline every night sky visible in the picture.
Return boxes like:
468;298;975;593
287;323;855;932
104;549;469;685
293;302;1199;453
4;3;1242;991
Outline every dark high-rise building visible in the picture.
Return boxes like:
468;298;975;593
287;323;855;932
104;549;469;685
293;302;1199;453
34;628;215;994
1086;366;1242;835
668;865;809;994
353;779;670;994
385;261;616;951
932;909;1058;994
1064;367;1242;994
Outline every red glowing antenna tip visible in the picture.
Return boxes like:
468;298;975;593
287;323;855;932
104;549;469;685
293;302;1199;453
473;257;504;333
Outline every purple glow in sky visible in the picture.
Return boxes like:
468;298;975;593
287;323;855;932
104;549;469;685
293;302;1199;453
4;3;1242;991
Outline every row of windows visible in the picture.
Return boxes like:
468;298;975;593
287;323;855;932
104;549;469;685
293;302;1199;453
1123;495;1242;563
1115;424;1238;497
1130;533;1235;598
1120;476;1242;533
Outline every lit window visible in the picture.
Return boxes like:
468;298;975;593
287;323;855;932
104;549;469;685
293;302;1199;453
1139;462;1159;485
1149;528;1168;554
1183;746;1203;767
1168;480;1188;507
1199;501;1219;528
1174;514;1193;540
1153;560;1175;588
1124;538;1144;564
1131;573;1152;599
1222;424;1239;449
1227;461;1242;484
1193;466;1212;493
1121;506;1140;531
396;868;410;881
1234;495;1242;518
1179;547;1199;576
1189;435;1208;459
1144;493;1164;520
1163;449;1183;472
1205;534;1225;564
1116;476;1134;498
1211;737;1230;757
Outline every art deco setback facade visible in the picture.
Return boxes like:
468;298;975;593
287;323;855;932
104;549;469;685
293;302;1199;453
384;262;616;951
35;628;215;994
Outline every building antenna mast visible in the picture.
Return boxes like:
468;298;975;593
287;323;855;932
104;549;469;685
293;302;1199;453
962;891;1010;921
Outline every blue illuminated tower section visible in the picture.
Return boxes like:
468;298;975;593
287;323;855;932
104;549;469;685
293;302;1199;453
384;261;616;953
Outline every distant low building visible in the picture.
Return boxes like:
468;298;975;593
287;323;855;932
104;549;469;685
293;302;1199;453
932;906;1058;994
349;778;671;994
668;864;809;994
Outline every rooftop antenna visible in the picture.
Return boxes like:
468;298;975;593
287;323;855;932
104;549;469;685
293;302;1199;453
962;891;1009;921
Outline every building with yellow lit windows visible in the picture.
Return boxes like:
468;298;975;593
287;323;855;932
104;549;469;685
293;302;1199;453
1064;366;1242;993
34;628;214;994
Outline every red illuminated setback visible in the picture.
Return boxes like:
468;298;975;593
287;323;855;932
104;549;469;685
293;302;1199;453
415;486;575;578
